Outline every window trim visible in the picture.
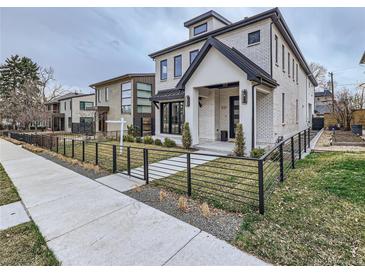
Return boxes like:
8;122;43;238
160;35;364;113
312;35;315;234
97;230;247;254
274;35;278;65
282;45;285;72
248;30;260;45
193;23;207;36
160;59;167;80
189;49;199;64
160;101;184;135
174;55;182;78
281;93;285;124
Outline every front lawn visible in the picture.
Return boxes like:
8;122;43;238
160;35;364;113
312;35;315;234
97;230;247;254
235;152;365;265
0;164;20;206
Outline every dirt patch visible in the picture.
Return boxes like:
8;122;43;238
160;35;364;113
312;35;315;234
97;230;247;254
314;130;365;152
125;184;242;242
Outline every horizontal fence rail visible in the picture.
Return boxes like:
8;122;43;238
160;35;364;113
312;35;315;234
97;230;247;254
6;128;317;214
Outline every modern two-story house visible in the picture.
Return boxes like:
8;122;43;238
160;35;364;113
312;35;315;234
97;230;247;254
89;73;155;136
149;8;317;153
45;92;95;134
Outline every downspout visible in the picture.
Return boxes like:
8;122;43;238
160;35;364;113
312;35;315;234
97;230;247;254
251;78;262;150
270;21;274;77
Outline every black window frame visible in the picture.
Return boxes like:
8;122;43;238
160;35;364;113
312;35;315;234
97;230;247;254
292;58;295;82
189;49;199;64
288;52;291;77
193;23;207;36
174;55;182;78
160;101;184;135
296;63;299;84
160;59;167;80
282;45;285;72
248;30;260;45
80;101;94;111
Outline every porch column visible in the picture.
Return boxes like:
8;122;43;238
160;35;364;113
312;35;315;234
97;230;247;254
185;87;199;145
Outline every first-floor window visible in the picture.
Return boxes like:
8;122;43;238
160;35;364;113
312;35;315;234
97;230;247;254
281;93;285;124
121;82;132;113
295;99;299;123
68;117;72;128
308;103;312;122
161;101;184;134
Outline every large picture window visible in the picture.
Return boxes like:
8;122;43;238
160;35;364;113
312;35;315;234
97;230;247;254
137;82;152;113
160;101;184;134
121;82;132;113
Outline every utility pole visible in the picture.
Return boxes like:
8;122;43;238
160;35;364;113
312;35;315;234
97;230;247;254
329;72;335;113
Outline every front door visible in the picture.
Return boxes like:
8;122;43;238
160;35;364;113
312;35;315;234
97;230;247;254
229;96;239;139
98;112;107;133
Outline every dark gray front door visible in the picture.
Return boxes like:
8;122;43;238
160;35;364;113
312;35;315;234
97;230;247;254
229;96;239;139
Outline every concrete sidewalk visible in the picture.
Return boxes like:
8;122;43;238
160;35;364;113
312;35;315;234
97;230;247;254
0;139;267;266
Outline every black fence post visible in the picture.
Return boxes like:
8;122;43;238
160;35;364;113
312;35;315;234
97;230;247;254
56;137;59;153
82;141;85;162
49;136;53;151
291;136;295;169
95;142;99;165
63;138;66;156
71;139;75;158
187;153;192;196
298;132;302;160
258;159;264;215
143;148;149;184
304;130;307;153
112;145;117;173
307;128;311;148
279;143;284;182
127;146;131;176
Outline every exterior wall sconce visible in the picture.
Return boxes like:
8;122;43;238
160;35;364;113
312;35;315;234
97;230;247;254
186;95;190;107
241;89;248;104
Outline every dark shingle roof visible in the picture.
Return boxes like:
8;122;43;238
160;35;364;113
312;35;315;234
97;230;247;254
184;10;231;28
176;37;278;90
150;88;184;102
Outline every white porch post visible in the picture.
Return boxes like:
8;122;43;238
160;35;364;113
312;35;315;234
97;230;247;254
185;87;199;145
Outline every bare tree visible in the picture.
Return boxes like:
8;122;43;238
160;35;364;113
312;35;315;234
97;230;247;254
333;88;357;130
309;62;328;89
39;67;66;103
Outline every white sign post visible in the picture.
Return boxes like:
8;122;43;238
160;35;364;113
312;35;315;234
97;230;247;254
106;117;127;155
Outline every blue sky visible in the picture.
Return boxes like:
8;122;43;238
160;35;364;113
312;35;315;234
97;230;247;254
1;7;364;93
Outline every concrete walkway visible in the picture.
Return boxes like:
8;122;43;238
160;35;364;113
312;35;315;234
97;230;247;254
0;139;267;266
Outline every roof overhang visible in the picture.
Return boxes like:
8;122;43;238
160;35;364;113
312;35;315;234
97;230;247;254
184;10;231;28
92;106;110;112
89;73;154;88
150;88;185;103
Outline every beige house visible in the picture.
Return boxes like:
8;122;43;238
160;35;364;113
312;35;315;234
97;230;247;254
149;8;317;153
89;73;155;136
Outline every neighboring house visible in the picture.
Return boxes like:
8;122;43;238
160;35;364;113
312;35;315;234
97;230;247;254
45;92;95;134
89;73;155;136
149;8;317;152
314;89;333;117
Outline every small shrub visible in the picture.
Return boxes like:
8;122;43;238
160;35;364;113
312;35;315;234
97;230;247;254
125;135;135;142
234;123;246;157
154;138;162;146
159;190;168;202
200;202;210;218
143;135;153;144
164;137;176;147
123;135;127;142
250;147;266;158
182;122;192;149
135;136;142;143
178;196;188;212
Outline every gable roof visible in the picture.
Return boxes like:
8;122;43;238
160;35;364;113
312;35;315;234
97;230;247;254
176;37;278;90
45;92;91;104
89;73;154;88
184;10;231;28
149;7;318;87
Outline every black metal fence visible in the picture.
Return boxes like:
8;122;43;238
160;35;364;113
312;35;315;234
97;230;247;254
7;128;317;214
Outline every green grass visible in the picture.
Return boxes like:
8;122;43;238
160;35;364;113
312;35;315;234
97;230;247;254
0;164;20;206
235;152;365;265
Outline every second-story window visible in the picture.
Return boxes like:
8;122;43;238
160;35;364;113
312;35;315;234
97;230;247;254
288;52;291;77
296;64;299;84
104;88;109;101
274;35;278;65
292;59;295;82
282;45;285;72
190;50;199;64
174;55;182;78
137;83;152;113
193;23;207;36
97;89;101;102
70;100;72;110
160;59;167;80
64;101;66;110
248;30;260;45
121;82;132;114
80;101;93;110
